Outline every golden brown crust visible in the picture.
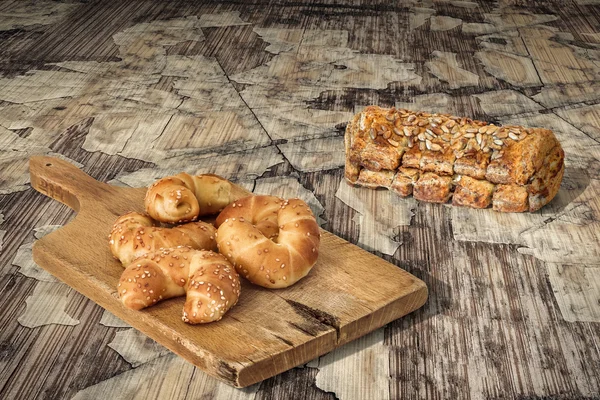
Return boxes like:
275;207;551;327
485;128;557;185
419;148;456;176
109;212;217;266
356;169;394;189
344;106;564;212
145;173;235;224
118;248;240;324
390;168;420;197
492;184;529;212
454;151;490;180
346;111;406;172
401;145;422;169
215;196;320;289
528;144;565;211
413;172;453;204
452;175;494;209
345;113;361;184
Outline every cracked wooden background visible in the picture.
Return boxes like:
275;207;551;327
1;0;600;399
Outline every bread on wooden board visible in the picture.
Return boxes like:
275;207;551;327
145;173;237;223
215;195;321;289
345;106;564;212
119;247;240;324
109;212;217;266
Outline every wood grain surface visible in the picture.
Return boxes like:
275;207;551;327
28;155;427;388
1;0;600;399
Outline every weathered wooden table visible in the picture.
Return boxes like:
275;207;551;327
1;1;599;399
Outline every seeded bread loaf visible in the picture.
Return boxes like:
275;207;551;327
345;106;564;212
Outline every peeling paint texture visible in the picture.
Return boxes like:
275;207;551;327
1;2;600;399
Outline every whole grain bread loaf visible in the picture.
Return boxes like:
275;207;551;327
345;106;564;212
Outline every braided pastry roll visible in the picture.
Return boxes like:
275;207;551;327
345;106;564;212
109;212;217;266
215;196;321;289
145;173;236;224
118;247;241;324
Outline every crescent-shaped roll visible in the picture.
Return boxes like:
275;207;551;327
215;195;321;289
109;212;217;266
145;173;236;224
118;247;241;324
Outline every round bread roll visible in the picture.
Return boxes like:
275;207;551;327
215;195;321;289
145;173;235;224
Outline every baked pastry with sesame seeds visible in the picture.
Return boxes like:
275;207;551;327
215;195;321;289
109;212;217;266
118;247;240;324
345;106;564;212
145;173;236;224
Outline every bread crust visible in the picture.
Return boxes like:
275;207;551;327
109;212;217;266
390;167;420;197
145;173;235;223
357;169;394;189
492;184;529;213
345;106;564;212
413;172;453;203
485;128;556;185
452;175;494;209
215;196;320;289
528;144;565;211
118;248;240;324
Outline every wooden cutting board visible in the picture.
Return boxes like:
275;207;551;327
29;155;428;388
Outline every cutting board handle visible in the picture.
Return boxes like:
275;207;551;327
29;156;111;213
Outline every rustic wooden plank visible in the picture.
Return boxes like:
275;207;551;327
28;155;427;387
1;0;600;398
